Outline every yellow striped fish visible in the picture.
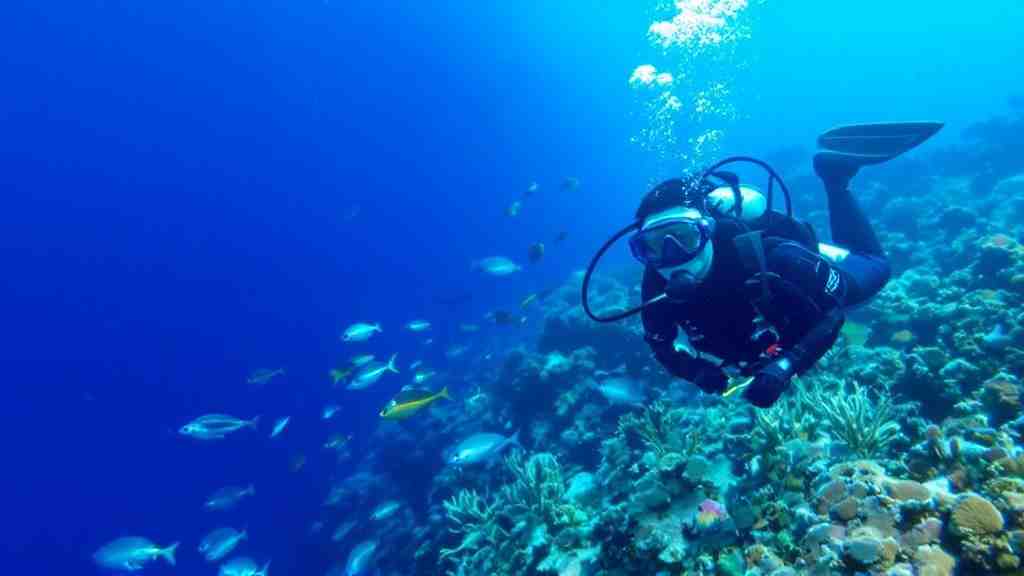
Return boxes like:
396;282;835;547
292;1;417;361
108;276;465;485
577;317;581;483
379;387;449;420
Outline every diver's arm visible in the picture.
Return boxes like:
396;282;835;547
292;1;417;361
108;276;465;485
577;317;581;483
641;269;727;392
787;308;844;374
743;241;847;407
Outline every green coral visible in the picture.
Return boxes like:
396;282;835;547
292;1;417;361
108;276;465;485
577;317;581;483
802;381;902;459
618;401;702;458
439;490;500;565
501;451;585;528
439;451;589;575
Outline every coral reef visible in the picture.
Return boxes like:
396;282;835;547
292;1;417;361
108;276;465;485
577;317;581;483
309;105;1024;576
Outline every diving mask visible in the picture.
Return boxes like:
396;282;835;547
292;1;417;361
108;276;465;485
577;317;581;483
628;207;714;269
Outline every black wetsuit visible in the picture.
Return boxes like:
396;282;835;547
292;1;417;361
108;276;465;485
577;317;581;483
641;184;891;406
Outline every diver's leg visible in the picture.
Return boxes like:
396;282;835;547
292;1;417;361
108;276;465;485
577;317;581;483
815;152;885;256
833;252;890;307
825;184;884;256
814;154;890;305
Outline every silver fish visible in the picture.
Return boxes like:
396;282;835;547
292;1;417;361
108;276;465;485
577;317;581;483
350;354;375;366
347;354;399;390
405;320;431;332
445;344;469;359
322;404;341;420
341;322;381;342
219;556;270;576
205;484;255;510
247;368;285;386
412;370;436;384
596;377;646;406
180;414;259;440
344;540;378;576
447;430;520;465
370;500;401;521
473;256;521;276
331;520;357;543
199;527;247;562
270;417;290;438
93;537;178;571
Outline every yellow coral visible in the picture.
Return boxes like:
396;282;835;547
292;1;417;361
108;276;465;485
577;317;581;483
951;494;1004;537
890;329;915;344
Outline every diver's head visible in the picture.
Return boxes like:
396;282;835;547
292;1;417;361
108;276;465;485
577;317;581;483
630;177;716;298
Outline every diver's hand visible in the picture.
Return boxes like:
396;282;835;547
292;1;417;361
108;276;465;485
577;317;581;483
693;361;728;395
745;355;796;408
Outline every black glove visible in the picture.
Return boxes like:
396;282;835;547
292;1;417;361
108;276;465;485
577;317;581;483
693;360;727;395
744;355;797;407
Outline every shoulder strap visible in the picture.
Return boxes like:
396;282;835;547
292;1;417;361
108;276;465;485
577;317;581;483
733;231;771;304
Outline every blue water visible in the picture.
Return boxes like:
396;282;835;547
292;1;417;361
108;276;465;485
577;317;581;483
3;1;1022;574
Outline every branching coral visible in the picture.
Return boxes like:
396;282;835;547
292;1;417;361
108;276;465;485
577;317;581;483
440;452;586;575
752;403;793;452
802;382;902;459
439;490;501;562
501;451;583;528
618;401;702;458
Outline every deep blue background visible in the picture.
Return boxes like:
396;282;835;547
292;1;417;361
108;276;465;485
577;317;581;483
1;1;1021;573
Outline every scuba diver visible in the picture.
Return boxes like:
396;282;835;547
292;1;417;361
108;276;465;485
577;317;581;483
582;122;943;407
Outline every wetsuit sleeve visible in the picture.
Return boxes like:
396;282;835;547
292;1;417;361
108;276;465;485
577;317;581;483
761;240;848;373
787;308;844;374
640;268;705;381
